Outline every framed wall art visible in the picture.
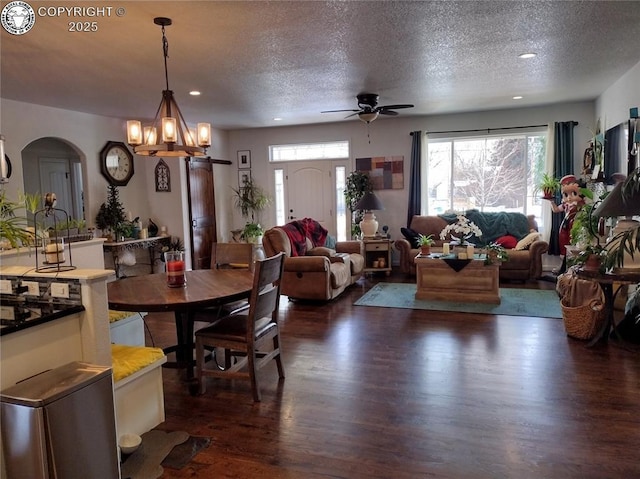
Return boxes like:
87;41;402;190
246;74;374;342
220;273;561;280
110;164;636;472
238;169;252;188
155;159;171;192
356;156;404;189
237;150;251;169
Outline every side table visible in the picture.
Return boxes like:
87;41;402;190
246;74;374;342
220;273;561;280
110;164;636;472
103;236;171;278
575;268;640;346
362;238;393;276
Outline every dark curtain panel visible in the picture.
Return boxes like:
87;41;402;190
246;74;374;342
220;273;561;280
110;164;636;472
406;131;422;227
629;119;637;175
549;121;577;255
604;124;621;183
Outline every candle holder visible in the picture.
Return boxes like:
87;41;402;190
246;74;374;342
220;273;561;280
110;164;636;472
165;250;186;287
34;193;76;273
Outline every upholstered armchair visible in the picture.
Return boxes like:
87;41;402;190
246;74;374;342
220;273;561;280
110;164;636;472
262;220;364;301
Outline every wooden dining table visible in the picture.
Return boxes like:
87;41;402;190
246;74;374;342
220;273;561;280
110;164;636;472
107;269;254;379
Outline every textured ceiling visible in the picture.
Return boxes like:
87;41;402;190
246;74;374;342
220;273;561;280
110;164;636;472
1;1;639;130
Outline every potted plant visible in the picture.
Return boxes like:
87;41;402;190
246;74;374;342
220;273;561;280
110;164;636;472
231;177;271;243
344;171;373;239
537;173;560;199
484;242;509;265
417;234;435;255
95;185;126;240
569;244;606;272
242;222;264;244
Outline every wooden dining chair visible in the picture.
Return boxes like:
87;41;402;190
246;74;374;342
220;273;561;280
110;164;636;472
194;252;286;401
212;242;255;272
192;242;255;326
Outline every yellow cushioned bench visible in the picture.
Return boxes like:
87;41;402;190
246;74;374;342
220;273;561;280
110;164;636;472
111;344;166;438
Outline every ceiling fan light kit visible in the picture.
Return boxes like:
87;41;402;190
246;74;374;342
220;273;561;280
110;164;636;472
321;92;414;124
127;17;211;157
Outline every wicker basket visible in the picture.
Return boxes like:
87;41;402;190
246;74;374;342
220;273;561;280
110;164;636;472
561;298;607;340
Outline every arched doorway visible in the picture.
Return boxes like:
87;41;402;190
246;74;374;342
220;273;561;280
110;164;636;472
22;137;84;221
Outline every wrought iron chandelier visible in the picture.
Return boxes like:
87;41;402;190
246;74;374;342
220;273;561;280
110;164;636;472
127;17;211;157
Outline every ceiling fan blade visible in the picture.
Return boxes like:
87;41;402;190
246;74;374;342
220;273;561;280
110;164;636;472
344;112;361;119
378;104;414;110
378;110;399;116
321;109;360;113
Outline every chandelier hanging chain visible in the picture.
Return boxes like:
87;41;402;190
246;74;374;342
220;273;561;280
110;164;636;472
126;17;211;157
161;23;170;92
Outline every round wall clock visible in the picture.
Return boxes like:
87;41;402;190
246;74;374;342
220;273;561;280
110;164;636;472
100;141;134;186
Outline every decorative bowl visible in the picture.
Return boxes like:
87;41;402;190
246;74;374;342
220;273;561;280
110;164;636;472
119;433;142;454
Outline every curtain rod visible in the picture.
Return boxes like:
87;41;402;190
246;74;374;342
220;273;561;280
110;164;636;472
425;123;553;135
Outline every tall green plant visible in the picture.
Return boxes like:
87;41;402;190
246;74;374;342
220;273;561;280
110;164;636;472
344;171;372;238
231;177;271;223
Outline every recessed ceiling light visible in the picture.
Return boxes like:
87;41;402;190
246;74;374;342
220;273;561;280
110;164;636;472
513;96;523;100
273;117;282;121
518;53;537;59
189;91;201;96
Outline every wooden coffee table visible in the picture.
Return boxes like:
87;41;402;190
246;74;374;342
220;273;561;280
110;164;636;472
414;254;500;304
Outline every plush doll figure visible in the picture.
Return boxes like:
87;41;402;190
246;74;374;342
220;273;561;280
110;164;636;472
546;175;586;272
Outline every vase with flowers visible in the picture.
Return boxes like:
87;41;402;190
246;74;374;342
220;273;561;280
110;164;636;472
439;214;483;248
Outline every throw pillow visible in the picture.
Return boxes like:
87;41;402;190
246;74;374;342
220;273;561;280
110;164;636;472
515;232;541;250
324;234;337;249
495;235;518;249
401;227;421;248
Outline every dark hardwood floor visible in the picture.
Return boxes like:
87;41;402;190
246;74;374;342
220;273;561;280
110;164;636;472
143;272;640;478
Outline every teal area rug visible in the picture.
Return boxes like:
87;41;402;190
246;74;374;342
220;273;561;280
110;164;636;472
354;283;562;318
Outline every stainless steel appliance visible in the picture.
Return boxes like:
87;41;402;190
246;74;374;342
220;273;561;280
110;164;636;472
1;361;119;479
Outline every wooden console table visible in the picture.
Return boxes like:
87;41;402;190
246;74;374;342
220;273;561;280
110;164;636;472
414;253;500;304
103;236;171;278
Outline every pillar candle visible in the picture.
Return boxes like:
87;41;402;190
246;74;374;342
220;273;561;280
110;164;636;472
442;243;450;255
467;245;474;258
45;241;65;264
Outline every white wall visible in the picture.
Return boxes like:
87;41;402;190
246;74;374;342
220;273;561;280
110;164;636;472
228;101;596;248
596;60;640;128
0;99;232;255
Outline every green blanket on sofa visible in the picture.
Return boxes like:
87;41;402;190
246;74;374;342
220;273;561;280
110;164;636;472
438;209;531;246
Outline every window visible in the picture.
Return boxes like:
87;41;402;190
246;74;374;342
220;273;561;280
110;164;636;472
274;168;285;226
425;131;547;228
269;141;349;162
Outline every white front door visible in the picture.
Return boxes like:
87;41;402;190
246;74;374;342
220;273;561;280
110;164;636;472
280;160;348;238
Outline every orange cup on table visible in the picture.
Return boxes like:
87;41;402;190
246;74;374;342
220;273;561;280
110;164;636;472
165;251;186;287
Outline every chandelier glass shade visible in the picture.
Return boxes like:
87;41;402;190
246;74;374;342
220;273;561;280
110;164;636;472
127;17;211;157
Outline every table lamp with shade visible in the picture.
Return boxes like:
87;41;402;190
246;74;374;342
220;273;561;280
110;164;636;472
355;192;384;237
593;179;640;271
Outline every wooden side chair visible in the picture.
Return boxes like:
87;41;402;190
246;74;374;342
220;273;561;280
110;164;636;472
192;242;255;326
194;252;286;401
212;242;255;272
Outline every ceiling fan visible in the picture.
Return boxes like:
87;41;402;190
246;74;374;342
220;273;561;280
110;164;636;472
321;93;414;123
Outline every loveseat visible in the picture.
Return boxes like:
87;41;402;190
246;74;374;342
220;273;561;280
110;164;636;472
262;218;365;301
396;211;549;281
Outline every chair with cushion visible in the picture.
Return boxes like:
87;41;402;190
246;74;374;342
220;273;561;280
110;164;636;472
212;242;255;272
194;252;286;401
262;218;365;301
